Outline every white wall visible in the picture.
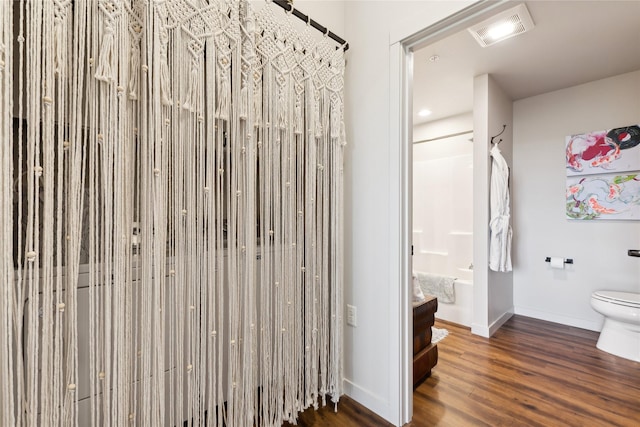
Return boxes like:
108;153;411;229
485;75;515;332
513;70;640;331
299;2;639;423
413;112;473;143
342;1;474;424
472;74;515;337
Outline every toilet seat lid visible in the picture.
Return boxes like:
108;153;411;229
593;290;640;308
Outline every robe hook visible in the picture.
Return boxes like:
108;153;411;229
491;124;506;145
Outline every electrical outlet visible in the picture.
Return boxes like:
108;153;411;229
346;304;357;327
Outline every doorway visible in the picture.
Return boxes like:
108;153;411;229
392;2;512;424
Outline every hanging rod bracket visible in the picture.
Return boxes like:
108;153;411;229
272;0;349;51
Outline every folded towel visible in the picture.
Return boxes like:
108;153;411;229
413;271;455;303
413;278;425;303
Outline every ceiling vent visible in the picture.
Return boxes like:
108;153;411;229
468;3;535;47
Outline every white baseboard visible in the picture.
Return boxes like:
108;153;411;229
471;323;490;337
342;378;398;426
471;309;514;337
514;306;602;332
489;310;514;336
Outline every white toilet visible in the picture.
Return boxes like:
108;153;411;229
590;290;640;362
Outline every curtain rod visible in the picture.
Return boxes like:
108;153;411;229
272;0;349;52
413;130;473;145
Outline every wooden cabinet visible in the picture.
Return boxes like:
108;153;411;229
413;296;438;387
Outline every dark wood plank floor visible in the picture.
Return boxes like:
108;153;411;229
287;315;640;426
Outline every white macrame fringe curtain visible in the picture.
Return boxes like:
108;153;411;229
0;1;346;426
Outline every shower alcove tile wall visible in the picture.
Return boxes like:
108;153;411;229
412;133;474;281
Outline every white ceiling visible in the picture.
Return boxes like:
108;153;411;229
412;0;640;125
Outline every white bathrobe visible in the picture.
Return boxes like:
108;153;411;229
489;144;512;272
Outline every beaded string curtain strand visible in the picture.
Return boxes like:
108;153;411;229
0;1;345;426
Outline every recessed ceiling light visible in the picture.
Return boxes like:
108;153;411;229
418;109;432;117
468;3;535;47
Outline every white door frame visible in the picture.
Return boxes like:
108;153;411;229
388;1;509;424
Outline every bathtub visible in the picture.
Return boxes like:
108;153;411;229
435;279;473;327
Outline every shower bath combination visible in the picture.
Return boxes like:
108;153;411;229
413;131;474;326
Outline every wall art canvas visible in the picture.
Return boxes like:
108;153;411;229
566;125;640;220
566;125;640;176
566;173;640;220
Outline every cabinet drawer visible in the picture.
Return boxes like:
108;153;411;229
413;297;437;355
413;343;438;385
